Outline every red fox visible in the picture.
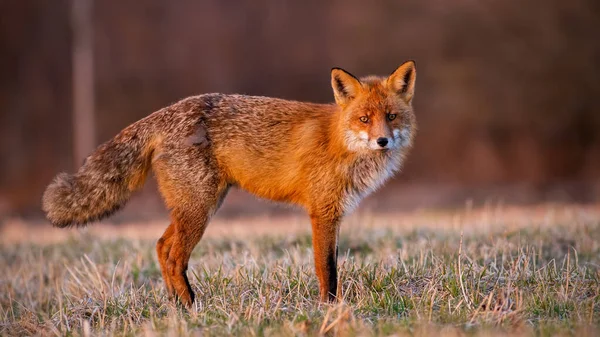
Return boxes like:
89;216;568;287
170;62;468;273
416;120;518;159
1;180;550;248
42;61;417;307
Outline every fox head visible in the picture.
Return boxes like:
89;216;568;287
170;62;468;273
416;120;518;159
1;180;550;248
331;61;416;153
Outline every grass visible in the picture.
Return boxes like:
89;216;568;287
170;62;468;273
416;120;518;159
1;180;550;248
1;204;599;336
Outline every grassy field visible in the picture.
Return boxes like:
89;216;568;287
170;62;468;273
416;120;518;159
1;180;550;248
1;204;599;336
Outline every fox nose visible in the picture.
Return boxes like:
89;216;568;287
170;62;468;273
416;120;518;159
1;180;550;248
376;137;389;148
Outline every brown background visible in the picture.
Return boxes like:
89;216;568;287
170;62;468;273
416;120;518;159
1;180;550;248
1;0;599;219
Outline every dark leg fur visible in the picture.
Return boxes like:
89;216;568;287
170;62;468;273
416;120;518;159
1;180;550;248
310;213;341;302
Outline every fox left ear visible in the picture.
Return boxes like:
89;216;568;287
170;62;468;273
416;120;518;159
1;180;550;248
331;68;362;107
387;61;416;103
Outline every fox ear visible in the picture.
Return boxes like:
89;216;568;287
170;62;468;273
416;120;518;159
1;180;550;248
387;61;416;103
331;68;362;106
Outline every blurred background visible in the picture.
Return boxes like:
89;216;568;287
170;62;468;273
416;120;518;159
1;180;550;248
1;0;599;221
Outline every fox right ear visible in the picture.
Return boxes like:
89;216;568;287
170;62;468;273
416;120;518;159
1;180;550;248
331;68;362;107
387;61;416;103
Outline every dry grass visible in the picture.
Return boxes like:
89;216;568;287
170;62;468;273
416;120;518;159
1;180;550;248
1;204;599;336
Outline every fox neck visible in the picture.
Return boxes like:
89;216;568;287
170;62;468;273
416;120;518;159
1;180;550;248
341;151;402;215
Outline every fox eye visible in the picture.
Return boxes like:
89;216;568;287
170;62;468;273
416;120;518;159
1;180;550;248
359;116;369;123
387;113;397;121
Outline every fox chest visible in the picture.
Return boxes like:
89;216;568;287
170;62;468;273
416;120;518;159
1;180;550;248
341;156;401;214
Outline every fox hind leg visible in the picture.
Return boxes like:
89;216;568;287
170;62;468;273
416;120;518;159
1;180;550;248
166;207;213;307
157;182;228;307
156;222;176;297
153;144;229;307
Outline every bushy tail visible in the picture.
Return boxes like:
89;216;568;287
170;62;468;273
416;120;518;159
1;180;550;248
42;123;156;227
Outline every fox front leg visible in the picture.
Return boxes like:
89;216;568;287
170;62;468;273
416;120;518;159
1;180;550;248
309;213;340;302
